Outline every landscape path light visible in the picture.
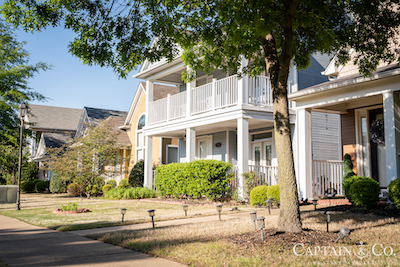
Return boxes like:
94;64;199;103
335;226;351;243
182;205;188;216
120;208;127;223
16;101;28;211
244;197;249;207
249;211;257;231
312;199;318;211
255;216;265;241
148;209;155;228
216;205;223;221
324;211;331;232
264;198;273;214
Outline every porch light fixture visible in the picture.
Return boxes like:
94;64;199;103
120;208;127;223
312;199;318;211
335;226;351;243
16;101;28;211
324;211;331;232
148;209;155;228
182;204;188;216
255;216;265;241
250;211;257;231
216;205;223;221
264;198;273;215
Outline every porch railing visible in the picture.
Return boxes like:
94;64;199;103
248;165;278;186
149;91;187;124
312;160;344;197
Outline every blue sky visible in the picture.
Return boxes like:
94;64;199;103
16;26;141;112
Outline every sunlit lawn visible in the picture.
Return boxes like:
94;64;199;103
0;193;261;231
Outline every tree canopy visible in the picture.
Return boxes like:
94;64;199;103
4;0;400;232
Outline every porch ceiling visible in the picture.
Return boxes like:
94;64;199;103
311;94;383;114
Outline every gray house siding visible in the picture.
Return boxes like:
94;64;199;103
298;53;330;90
311;112;341;160
212;131;226;161
229;131;237;165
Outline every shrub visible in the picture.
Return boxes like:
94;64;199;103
349;178;380;209
67;183;81;197
343;175;366;202
243;171;261;198
0;175;7;185
85;176;105;196
21;161;39;182
50;174;69;193
389;178;400;208
129;160;144;187
103;187;156;200
21;180;39;192
102;184;112;193
250;185;269;205
267;184;280;205
35;181;49;192
155;160;233;200
106;179;117;187
117;179;130;189
343;153;356;181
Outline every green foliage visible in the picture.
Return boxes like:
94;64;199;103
250;185;269;206
343;175;368;202
349;178;380;209
389;178;400;209
0;175;5;185
67;183;81;197
102;184;112;193
20;180;38;192
21;161;39;182
35;180;48;192
155;160;232;200
49;173;69;193
128;160;144;187
267;185;280;205
107;179;117;187
117;179;130;189
243;171;261;198
60;203;78;212
103;187;156;200
343;153;356;181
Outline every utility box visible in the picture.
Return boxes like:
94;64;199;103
0;185;18;203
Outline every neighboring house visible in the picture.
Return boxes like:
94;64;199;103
75;107;130;185
25;104;82;180
289;53;400;199
133;53;341;198
120;82;180;175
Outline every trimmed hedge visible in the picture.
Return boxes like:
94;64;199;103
389;178;400;208
343;153;356;180
129;160;144;187
107;179;117;187
102;184;112;193
250;185;268;205
117;179;130;189
21;180;39;192
267;184;280;205
155;160;232;200
103;187;156;200
343;175;367;202
349;177;380;209
35;181;49;192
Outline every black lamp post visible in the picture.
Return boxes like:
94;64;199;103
120;208;127;222
182;204;188;216
312;199;318;211
148;209;155;228
216;205;222;221
16;101;28;211
324;211;331;232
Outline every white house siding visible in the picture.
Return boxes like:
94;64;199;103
212;131;227;161
178;138;186;162
228;131;238;165
311;112;341;160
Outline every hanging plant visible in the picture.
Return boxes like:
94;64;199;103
370;119;385;144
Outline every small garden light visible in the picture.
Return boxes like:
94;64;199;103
387;200;395;216
244;197;249;207
249;211;257;231
148;209;155;228
216;205;223;221
255;216;265;241
182;204;188;216
324;211;331;232
312;199;318;211
120;208;127;223
264;198;273;214
335;226;351;243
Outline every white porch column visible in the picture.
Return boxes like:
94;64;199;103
186;66;195;117
145;80;154;126
237;117;249;200
186;127;196;162
383;91;399;186
237;56;248;105
297;108;313;199
144;136;153;188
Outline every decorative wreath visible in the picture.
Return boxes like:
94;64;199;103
370;119;385;145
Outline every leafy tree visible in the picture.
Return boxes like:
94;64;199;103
47;119;124;198
4;0;400;232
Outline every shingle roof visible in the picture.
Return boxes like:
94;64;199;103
26;105;82;131
105;116;131;146
43;132;73;148
140;82;180;101
85;107;128;126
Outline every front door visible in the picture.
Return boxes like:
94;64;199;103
252;141;273;166
197;136;213;159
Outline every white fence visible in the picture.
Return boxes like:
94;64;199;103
312;160;344;197
248;165;278;186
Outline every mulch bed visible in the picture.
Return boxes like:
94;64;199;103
226;228;338;249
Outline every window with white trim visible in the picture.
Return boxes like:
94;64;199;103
136;115;145;161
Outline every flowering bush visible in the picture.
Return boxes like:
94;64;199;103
370;119;385;144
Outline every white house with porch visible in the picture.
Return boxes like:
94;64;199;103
135;53;341;198
289;56;400;200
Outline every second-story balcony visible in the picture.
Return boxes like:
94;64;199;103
149;75;295;125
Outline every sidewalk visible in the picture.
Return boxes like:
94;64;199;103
0;215;186;267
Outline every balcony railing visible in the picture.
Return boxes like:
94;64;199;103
312;160;344;197
248;165;278;186
148;74;295;125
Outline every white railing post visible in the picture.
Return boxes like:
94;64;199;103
145;80;154;126
166;94;171;121
186;66;195;117
212;78;217;111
